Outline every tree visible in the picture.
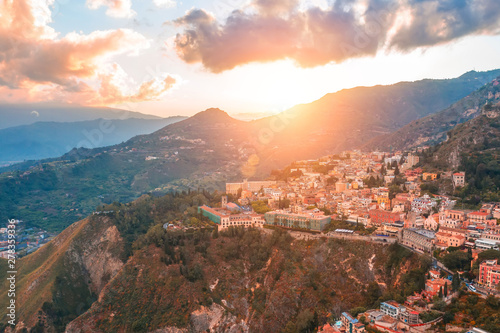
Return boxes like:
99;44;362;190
452;273;460;291
394;164;400;176
438;286;443;298
444;282;448;297
212;228;219;239
381;164;386;176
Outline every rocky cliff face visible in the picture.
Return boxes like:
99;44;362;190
0;217;125;332
64;229;424;333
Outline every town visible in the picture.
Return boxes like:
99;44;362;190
0;220;54;259
198;150;500;333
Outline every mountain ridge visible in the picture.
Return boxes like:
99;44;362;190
363;76;500;151
0;116;187;165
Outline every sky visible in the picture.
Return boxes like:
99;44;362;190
1;0;500;118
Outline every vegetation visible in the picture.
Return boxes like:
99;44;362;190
251;200;272;214
441;293;500;332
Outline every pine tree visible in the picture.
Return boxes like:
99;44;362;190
452;273;460;291
444;282;448;297
439;286;443;298
394;164;400;176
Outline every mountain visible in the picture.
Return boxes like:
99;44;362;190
0;103;162;129
417;104;500;204
0;109;255;232
429;109;500;169
0;215;125;332
364;76;500;151
0;116;186;166
2;70;500;233
250;69;500;172
0;191;427;332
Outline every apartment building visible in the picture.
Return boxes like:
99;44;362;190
478;259;500;289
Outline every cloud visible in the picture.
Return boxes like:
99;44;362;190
0;0;177;105
153;0;176;9
253;0;299;16
173;0;500;72
390;0;500;50
94;64;178;104
86;0;136;18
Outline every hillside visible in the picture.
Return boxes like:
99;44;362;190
0;109;254;232
0;117;186;166
0;104;162;130
1;70;499;233
0;216;125;332
0;192;428;333
418;106;500;204
364;76;500;151
251;69;500;171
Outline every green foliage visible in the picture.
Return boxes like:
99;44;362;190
385;243;413;273
420;310;442;323
452;273;460;291
441;250;471;271
40;258;97;332
251;200;271;214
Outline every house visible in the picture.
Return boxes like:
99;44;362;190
369;209;404;225
452;172;465;187
468;211;492;223
478;259;500;289
341;312;365;333
423;278;448;299
380;301;402;319
439;210;466;229
434;232;466;249
424;214;439;231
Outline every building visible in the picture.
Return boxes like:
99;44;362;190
439;210;466;229
424;214;439;231
468;211;492;223
422;172;438;181
198;198;265;230
406;154;419;168
399;309;419;325
335;182;349;193
225;179;277;195
264;210;331;231
341;312;365;333
402;228;435;253
380;301;402;319
411;194;437;213
423;278;449;299
478;259;500;289
380;300;418;323
369;209;404;225
392;197;411;212
475;238;500;250
434;232;466;249
453;172;465;187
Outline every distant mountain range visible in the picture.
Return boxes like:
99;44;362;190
1;69;500;232
0;116;186;165
364;76;500;152
250;69;500;172
0;103;161;129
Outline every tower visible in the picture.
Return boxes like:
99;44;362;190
221;196;228;208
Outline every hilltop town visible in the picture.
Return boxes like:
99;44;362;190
199;150;500;333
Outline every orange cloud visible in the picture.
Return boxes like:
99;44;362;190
0;0;176;105
173;0;500;73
